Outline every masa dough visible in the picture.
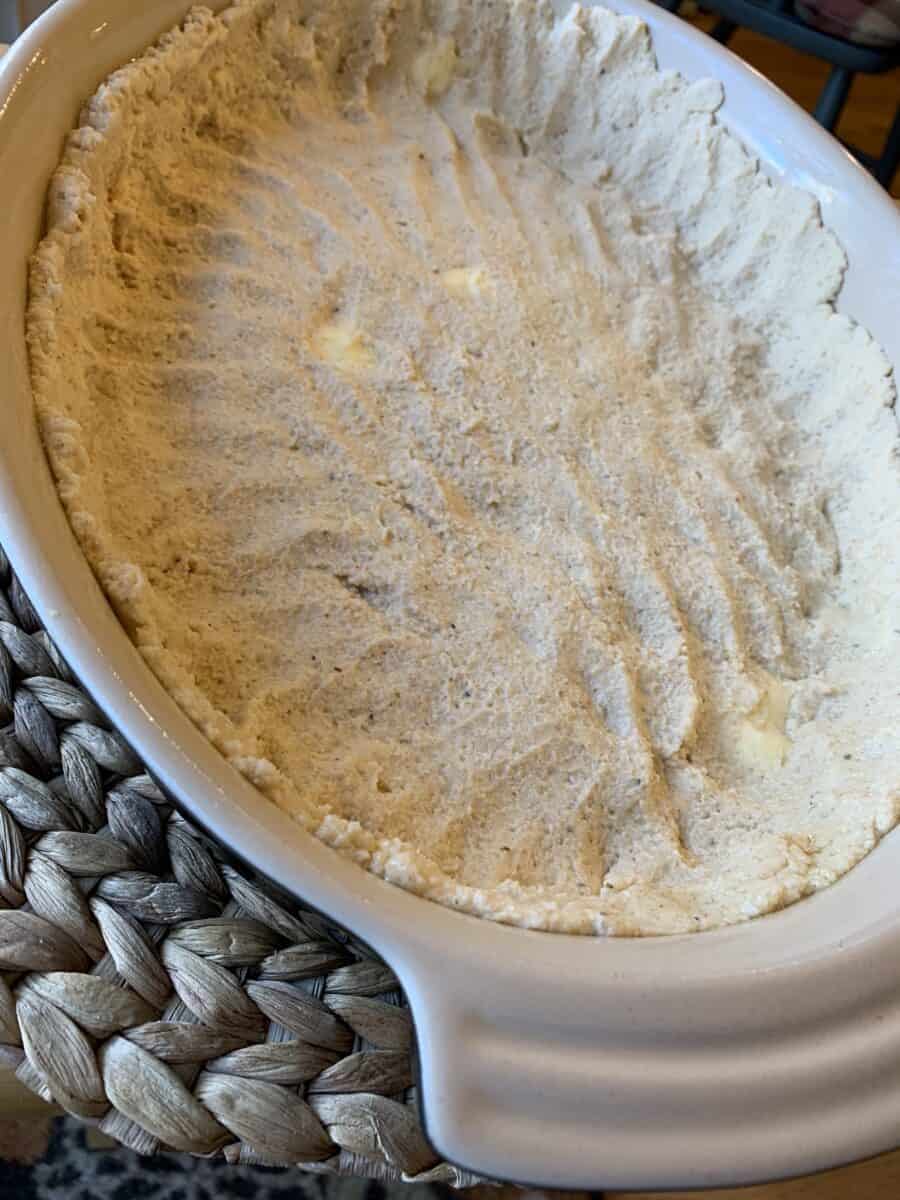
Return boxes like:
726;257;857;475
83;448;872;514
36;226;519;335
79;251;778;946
27;0;900;934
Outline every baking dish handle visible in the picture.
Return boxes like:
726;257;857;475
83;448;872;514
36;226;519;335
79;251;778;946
403;954;633;1190
397;909;900;1191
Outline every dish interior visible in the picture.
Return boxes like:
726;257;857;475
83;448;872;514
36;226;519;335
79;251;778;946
22;0;900;936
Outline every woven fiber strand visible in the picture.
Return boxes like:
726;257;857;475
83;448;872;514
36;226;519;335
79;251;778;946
0;543;479;1185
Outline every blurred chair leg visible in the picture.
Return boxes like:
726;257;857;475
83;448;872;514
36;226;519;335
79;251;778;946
874;100;900;190
710;17;738;43
813;65;854;131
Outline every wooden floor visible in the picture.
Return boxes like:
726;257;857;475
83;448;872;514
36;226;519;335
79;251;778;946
686;8;900;194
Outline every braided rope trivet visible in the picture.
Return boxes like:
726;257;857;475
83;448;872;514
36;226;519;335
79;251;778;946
0;542;480;1185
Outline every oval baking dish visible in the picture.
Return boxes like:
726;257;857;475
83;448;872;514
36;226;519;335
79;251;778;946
1;0;899;1189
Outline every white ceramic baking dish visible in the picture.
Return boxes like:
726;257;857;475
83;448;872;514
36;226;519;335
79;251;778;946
1;0;899;1189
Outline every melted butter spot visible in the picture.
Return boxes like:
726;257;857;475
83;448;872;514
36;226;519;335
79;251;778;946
310;321;375;374
737;673;792;768
442;266;490;298
412;35;457;99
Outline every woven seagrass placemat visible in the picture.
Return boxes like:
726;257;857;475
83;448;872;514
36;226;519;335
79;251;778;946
0;542;480;1186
